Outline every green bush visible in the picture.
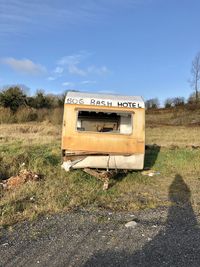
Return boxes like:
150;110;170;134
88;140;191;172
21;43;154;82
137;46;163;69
0;87;27;112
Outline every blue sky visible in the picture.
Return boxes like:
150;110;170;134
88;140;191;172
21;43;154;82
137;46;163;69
0;0;200;103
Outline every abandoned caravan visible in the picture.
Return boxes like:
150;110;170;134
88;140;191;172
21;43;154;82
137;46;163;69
61;91;145;175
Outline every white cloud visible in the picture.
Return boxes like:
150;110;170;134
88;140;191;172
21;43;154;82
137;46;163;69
47;67;64;81
57;52;110;77
68;65;86;76
62;82;74;87
57;52;88;76
87;65;110;75
57;52;89;76
0;1;94;36
1;57;46;75
81;80;97;85
0;0;145;37
47;76;57;81
57;54;84;66
54;66;64;74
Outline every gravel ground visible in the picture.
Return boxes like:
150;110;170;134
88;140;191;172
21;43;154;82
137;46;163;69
1;175;200;267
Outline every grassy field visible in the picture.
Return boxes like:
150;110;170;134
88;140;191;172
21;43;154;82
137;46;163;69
0;120;200;227
146;106;200;126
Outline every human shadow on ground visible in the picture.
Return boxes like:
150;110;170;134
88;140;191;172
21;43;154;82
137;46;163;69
84;174;200;267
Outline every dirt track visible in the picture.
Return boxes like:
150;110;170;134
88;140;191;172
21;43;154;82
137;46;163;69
1;175;200;267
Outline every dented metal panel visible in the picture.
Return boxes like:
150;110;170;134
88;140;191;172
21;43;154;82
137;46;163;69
61;92;145;170
62;154;144;171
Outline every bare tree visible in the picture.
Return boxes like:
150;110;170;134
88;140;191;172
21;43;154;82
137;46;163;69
164;97;185;108
188;91;200;104
164;98;173;108
145;98;160;109
190;52;200;103
173;97;185;107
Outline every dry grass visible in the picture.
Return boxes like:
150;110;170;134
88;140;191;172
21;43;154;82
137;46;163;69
1;122;199;148
0;107;63;124
0;121;200;227
146;107;200;126
145;107;200;147
146;126;200;147
0;122;61;145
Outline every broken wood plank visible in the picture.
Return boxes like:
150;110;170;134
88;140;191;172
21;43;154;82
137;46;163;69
83;168;115;190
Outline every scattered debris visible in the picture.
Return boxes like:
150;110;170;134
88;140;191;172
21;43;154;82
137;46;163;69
30;196;35;202
2;243;9;247
169;145;179;150
125;220;137;229
146;143;200;150
141;170;160;177
83;168;115;190
1;169;41;190
192;145;200;149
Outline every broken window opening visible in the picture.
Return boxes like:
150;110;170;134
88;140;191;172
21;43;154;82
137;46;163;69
76;110;133;134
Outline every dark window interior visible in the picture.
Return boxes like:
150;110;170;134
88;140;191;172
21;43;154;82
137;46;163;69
76;110;132;134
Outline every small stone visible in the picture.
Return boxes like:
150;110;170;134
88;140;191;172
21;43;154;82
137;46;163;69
125;221;137;228
147;237;152;241
98;230;101;233
30;196;35;202
103;181;109;190
148;173;154;177
141;170;160;177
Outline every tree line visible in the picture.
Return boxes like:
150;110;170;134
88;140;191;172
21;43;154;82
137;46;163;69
145;92;199;109
0;86;199;112
1;51;200;112
0;86;65;112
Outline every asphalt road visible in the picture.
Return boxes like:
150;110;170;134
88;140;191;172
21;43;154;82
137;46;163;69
1;174;200;267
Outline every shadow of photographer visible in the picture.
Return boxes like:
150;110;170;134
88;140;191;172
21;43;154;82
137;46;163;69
84;174;200;267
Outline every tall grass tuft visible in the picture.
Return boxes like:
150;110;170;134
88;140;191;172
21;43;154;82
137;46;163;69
0;107;63;124
0;107;15;123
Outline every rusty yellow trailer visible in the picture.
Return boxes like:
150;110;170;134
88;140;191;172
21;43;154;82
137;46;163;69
61;91;145;171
